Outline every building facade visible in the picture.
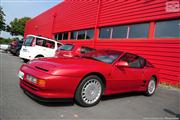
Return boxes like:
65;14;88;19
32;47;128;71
24;0;180;86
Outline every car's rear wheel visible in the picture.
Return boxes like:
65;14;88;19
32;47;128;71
75;75;104;107
145;77;156;96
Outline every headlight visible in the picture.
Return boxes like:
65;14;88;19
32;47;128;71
26;74;37;84
26;74;46;87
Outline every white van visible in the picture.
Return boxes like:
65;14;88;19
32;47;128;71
19;35;62;62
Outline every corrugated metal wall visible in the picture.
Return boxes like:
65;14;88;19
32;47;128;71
53;1;99;33
24;0;180;86
95;0;180;86
98;0;179;26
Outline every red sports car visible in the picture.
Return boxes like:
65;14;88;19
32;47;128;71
55;43;96;57
18;50;159;107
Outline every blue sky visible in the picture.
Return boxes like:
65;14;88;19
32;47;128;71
1;0;63;38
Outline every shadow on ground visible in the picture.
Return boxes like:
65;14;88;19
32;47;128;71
101;92;143;101
164;109;180;119
24;91;144;107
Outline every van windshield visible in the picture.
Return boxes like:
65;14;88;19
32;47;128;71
24;36;35;46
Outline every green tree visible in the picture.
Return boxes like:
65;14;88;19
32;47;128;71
7;17;31;36
0;7;6;32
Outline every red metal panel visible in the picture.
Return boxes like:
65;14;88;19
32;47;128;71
53;1;99;33
98;0;180;26
24;2;61;38
94;39;180;86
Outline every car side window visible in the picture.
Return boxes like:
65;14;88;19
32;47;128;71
139;57;146;68
120;53;142;68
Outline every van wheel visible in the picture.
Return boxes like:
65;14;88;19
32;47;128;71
35;55;44;58
22;59;29;63
75;75;104;107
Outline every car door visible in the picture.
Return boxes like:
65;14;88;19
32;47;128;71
43;40;56;57
111;53;144;92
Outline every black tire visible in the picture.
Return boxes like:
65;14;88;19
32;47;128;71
75;75;104;107
35;55;44;58
22;59;29;63
16;50;20;56
144;77;157;96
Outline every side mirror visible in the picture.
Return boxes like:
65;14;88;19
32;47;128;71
115;61;129;67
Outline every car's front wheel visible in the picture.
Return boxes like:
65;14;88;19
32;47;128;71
145;77;157;96
75;75;104;107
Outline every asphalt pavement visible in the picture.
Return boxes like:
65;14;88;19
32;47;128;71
0;51;179;120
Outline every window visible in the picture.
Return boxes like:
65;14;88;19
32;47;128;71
155;19;180;38
112;25;128;38
58;33;63;40
80;46;96;54
86;29;94;39
129;23;149;38
54;33;62;40
99;23;149;39
54;32;68;40
70;31;78;40
36;38;55;49
54;34;58;40
70;29;94;40
58;44;74;51
99;27;112;39
24;36;34;46
44;40;55;49
77;30;86;39
63;32;68;40
120;53;143;68
57;43;62;48
36;38;44;46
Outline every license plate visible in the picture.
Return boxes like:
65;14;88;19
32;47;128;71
23;49;27;52
18;71;24;79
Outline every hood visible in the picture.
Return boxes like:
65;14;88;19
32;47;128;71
27;57;109;76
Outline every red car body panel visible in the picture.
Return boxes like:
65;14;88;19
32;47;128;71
19;51;159;100
55;47;80;57
55;44;95;58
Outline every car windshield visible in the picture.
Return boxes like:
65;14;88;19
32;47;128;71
81;50;123;64
58;44;74;51
23;36;34;46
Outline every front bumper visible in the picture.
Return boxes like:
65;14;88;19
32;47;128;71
19;65;80;100
19;50;34;60
21;87;73;103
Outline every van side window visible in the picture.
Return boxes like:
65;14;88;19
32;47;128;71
36;38;44;46
57;43;62;48
44;40;55;49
